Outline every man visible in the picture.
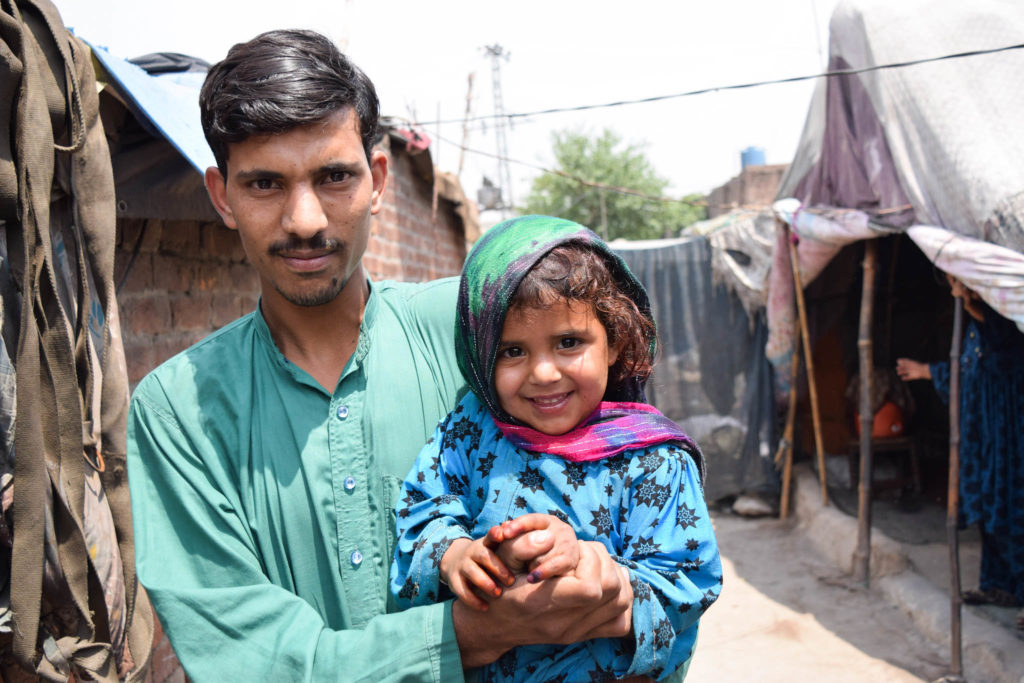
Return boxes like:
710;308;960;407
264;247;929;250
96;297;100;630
127;29;634;681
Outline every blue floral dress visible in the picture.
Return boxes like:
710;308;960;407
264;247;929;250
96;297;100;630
931;304;1024;603
391;393;722;682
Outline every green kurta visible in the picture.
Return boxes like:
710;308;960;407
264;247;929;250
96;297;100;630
127;278;467;682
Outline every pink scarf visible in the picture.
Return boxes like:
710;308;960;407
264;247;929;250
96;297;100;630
494;401;697;463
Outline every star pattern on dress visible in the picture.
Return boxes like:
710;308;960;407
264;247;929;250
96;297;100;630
476;451;498;477
604;454;631;478
498;649;518;676
631;578;652;604
682;558;703;574
444;471;468;496
397;577;419;601
629;538;662;556
604;483;615;497
637;450;665;474
699;588;717;612
685;538;699;552
653;617;675;651
589;505;613;536
548;509;570;524
514;496;528;509
491;489;501;503
634;477;671;509
560;462;587;490
429;540;451;566
677;502;700;530
441;416;483;451
587;663;615;682
519;465;545;493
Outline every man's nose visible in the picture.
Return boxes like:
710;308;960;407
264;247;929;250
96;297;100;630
282;185;328;237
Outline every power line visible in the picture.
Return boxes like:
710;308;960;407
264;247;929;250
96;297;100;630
414;42;1024;127
431;129;708;207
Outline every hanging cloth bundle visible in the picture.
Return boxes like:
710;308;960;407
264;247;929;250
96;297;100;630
0;0;153;679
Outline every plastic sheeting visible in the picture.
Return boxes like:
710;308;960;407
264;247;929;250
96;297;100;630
613;238;776;503
779;0;1024;254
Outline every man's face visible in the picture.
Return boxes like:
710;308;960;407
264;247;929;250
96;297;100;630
204;108;387;308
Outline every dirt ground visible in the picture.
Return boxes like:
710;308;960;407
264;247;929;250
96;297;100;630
686;512;951;682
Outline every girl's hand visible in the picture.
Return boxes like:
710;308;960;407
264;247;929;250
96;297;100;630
439;537;515;611
895;358;931;382
488;513;581;583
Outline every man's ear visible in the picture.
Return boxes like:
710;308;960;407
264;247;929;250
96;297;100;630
368;150;388;215
204;166;237;229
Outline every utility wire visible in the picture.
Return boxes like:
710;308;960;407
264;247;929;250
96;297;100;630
432;129;709;207
414;42;1024;127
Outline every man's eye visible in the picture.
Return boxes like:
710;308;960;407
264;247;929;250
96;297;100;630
327;171;350;183
252;178;276;191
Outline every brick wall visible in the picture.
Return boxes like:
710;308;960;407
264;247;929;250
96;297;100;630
116;141;469;387
115;142;468;682
707;164;787;218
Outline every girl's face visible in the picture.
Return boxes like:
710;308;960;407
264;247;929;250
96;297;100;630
494;300;619;435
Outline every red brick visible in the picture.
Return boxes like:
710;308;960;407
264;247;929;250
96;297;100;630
153;255;194;293
121;295;172;335
229;263;260;294
203;223;246;263
211;293;242;328
170;293;212;331
114;251;153;293
193;262;225;292
124;340;156;385
160;221;201;257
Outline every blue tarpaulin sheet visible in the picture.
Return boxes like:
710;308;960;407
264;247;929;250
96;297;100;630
86;41;214;174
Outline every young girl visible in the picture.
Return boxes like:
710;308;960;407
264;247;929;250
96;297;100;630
391;216;722;682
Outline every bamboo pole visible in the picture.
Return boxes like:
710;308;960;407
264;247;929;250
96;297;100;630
787;227;828;504
946;297;965;679
776;333;801;519
852;240;878;585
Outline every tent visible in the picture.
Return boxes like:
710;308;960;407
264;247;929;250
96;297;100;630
769;0;1024;673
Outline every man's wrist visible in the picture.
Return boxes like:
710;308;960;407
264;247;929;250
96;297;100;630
451;598;509;668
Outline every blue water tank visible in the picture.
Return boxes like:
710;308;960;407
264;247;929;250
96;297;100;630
741;146;766;169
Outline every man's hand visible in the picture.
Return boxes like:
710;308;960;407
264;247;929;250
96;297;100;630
439;537;515;611
489;513;581;583
452;536;634;668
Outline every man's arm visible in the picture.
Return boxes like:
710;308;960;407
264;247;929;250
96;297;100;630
128;384;461;682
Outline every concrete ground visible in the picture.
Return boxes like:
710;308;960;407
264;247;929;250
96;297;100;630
740;465;1024;682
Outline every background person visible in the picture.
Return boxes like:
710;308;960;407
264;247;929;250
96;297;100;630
896;275;1024;629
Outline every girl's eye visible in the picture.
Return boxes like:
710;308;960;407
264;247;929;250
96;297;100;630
558;337;581;350
499;346;523;359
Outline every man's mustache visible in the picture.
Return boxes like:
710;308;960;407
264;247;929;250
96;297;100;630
268;235;340;255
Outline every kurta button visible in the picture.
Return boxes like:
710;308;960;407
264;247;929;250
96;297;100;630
344;476;356;490
336;405;349;420
350;550;363;566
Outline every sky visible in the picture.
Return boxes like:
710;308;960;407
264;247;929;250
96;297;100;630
58;0;841;217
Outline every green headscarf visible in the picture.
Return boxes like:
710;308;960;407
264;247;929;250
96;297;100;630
455;215;655;423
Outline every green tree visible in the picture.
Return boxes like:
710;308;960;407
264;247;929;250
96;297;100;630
521;129;706;240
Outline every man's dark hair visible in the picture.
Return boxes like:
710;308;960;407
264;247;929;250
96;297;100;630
199;29;380;174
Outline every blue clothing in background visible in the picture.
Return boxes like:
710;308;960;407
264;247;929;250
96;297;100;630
931;304;1024;603
391;392;722;682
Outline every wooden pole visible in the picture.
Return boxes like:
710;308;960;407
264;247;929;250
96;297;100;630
777;333;801;519
852;240;878;585
946;297;965;678
787;228;829;504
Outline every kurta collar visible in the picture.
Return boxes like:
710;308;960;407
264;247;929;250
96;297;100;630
251;277;380;388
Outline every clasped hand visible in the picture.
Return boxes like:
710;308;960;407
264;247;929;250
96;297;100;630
440;513;581;611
